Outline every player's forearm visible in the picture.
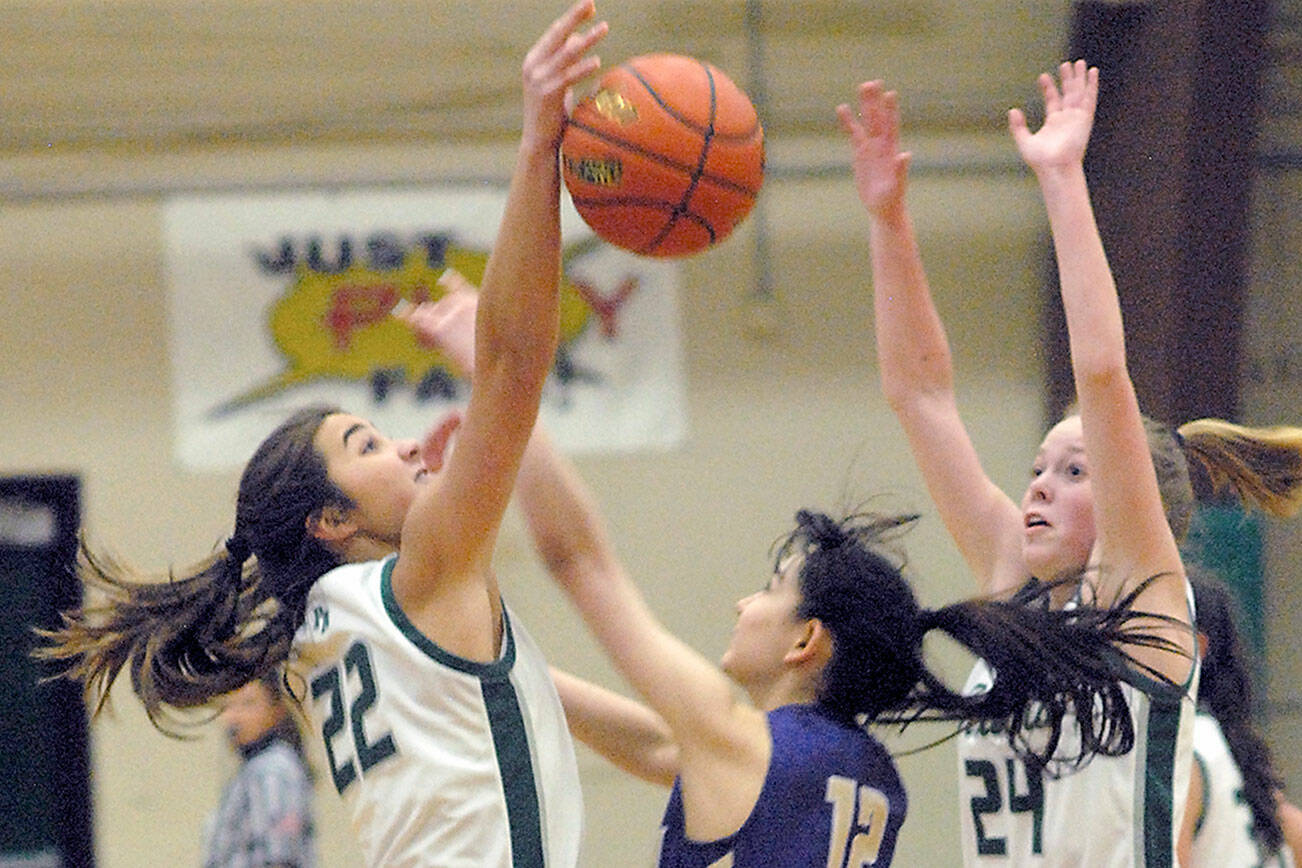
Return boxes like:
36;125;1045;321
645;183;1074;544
476;144;563;392
1037;165;1125;385
868;210;957;408
517;428;611;584
551;668;678;787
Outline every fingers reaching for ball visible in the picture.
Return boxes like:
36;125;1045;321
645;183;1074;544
521;0;610;151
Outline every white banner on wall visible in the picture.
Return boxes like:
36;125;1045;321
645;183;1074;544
163;186;687;471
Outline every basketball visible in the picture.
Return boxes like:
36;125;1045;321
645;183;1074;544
561;53;765;258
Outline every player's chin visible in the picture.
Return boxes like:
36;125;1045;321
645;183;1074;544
1023;547;1078;586
1021;538;1054;570
718;648;739;680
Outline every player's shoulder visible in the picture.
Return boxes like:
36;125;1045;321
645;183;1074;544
293;556;394;657
771;705;897;775
306;556;392;611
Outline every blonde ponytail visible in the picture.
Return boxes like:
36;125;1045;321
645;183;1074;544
1179;419;1302;518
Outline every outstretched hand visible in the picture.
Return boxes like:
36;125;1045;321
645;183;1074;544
520;0;609;151
1009;60;1098;174
393;269;479;375
420;412;463;474
390;270;478;473
837;80;912;219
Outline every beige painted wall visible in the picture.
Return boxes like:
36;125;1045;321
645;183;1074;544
1;140;1298;866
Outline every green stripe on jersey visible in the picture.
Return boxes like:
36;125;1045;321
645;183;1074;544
482;678;545;868
380;557;545;865
1142;700;1182;868
380;557;516;675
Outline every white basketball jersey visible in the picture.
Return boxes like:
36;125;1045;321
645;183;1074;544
288;556;583;867
956;658;1196;867
1191;711;1296;868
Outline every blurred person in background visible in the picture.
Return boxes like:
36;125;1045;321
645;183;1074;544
203;672;315;868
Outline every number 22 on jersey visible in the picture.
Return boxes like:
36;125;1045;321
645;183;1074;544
310;640;399;794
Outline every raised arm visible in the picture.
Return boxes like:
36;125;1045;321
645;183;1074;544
549;667;678;788
838;82;1026;595
514;426;772;839
392;2;607;620
404;282;770;834
1012;61;1193;680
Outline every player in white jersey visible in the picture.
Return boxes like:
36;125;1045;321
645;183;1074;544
843;60;1302;866
289;559;582;866
1179;575;1300;868
416;281;1185;868
957;653;1194;866
39;4;607;865
1186;712;1293;867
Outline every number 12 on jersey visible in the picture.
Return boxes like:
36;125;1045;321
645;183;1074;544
825;776;891;867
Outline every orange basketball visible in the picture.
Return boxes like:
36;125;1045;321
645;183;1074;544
561;53;765;258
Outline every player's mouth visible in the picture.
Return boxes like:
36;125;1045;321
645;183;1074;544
1024;513;1049;530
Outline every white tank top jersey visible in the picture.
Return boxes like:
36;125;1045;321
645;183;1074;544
957;658;1195;867
1191;711;1296;868
956;580;1199;868
287;555;583;868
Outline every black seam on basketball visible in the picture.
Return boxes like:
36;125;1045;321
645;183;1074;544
642;209;714;255
623;60;761;143
650;59;718;253
569;197;715;254
624;62;714;136
569;196;686;212
565;119;760;198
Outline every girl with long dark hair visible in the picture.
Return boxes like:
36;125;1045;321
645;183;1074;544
38;5;608;864
411;283;1191;868
1179;574;1301;866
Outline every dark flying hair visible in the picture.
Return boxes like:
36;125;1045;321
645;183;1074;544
1189;572;1284;854
780;508;1187;774
36;404;352;733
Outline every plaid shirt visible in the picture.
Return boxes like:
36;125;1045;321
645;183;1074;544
203;735;316;868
